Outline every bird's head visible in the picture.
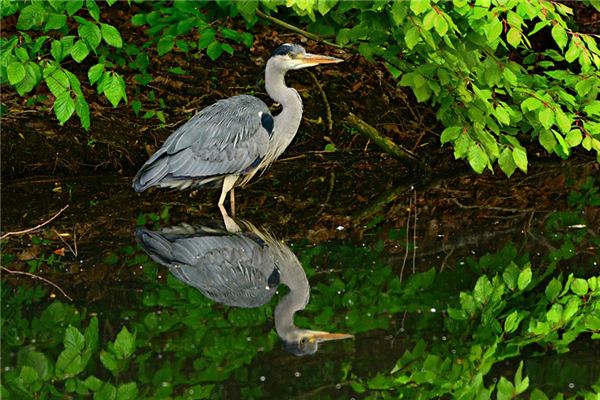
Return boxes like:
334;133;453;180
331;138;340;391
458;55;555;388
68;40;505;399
269;43;343;71
282;328;354;356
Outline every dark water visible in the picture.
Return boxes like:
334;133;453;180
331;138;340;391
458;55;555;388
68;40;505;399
1;160;599;399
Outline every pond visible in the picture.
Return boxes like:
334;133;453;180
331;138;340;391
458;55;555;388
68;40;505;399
1;158;599;399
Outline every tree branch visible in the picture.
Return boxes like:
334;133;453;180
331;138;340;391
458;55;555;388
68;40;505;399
1;205;69;240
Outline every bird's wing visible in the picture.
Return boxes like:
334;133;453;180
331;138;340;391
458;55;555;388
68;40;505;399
133;95;273;191
136;228;279;307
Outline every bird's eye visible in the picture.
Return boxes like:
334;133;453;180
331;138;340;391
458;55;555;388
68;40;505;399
300;337;307;344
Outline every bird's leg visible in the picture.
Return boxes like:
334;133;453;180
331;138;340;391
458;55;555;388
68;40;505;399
230;188;236;217
218;175;238;215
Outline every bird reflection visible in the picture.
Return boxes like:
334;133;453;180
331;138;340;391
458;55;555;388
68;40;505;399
136;216;352;356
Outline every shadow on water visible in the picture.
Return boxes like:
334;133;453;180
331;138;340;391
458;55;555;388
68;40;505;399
1;159;599;398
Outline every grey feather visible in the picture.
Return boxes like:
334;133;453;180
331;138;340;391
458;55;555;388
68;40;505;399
136;224;280;308
133;95;272;192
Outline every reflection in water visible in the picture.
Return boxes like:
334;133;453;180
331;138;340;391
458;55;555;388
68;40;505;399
136;217;352;356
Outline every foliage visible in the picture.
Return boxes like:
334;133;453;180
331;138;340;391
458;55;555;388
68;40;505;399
276;0;600;174
3;1;598;174
1;0;256;129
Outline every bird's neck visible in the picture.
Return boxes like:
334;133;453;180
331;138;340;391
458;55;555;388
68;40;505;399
273;253;310;340
265;61;303;158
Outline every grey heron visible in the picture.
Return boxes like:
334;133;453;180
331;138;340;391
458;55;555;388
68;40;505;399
132;44;343;215
136;217;353;355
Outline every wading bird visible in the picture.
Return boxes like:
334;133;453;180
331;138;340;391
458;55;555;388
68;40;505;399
132;44;343;215
136;217;353;356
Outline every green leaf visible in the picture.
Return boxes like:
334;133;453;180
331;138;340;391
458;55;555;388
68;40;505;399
19;365;40;385
538;107;555;130
433;13;448;36
206;41;223;61
410;0;430;15
564;40;580;63
113;327;135;359
539;129;557;153
517;266;532;291
116;382;138;400
17;5;47;30
22;350;53;381
198;29;216;49
494;106;510;126
498;148;516;177
44;13;67;31
504;310;520;333
565;129;582;147
75;96;90;130
104;73;126;107
106;0;117;6
131;13;146;26
78;21;102;50
545;278;562;302
551;24;568;50
521;97;543;112
405;26;420;50
88;63;104;85
512;146;527;173
64;325;85;351
15;63;42;96
467;143;488;174
7;62;26;85
571;278;589;296
86;0;100;21
506;28;521;48
83;375;103;391
70;40;89;63
157;35;175;56
440;126;461;144
45;67;70;97
100;350;118;372
473;275;492;305
54;91;76;125
131;100;142;115
66;0;83;16
100;23;123;48
555;109;572;133
497;377;514;400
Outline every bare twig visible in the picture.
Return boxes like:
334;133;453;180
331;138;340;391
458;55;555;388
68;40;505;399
316;171;336;217
1;266;73;301
255;9;341;49
307;71;333;134
52;228;78;257
1;205;69;240
400;195;412;284
452;198;535;213
412;189;417;275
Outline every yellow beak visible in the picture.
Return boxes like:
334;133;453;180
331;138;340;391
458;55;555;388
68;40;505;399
306;330;354;343
300;53;344;65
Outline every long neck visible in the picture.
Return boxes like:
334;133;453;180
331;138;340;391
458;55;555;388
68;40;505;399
273;247;309;340
265;60;303;160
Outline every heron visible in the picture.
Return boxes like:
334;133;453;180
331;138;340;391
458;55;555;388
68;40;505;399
136;216;353;356
132;43;343;215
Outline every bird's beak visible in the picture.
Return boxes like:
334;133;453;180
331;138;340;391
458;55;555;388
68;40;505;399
306;330;354;343
299;53;344;66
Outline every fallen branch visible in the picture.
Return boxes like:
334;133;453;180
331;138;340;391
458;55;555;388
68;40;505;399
1;205;69;240
345;113;429;171
1;266;73;301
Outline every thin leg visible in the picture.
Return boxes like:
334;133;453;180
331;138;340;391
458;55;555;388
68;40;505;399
220;206;241;233
218;175;238;206
230;188;236;217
